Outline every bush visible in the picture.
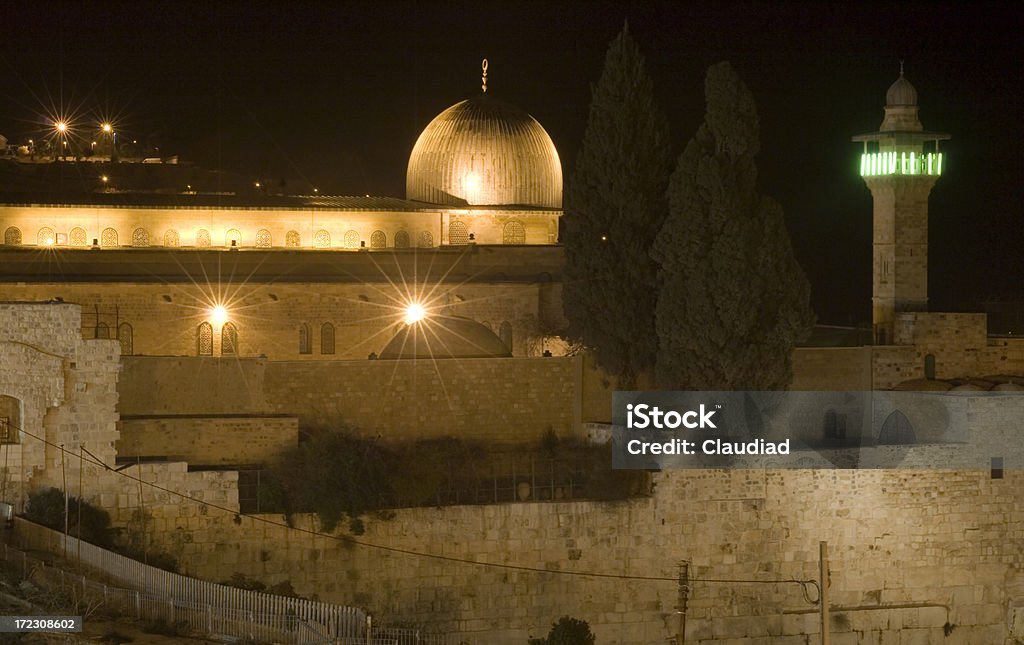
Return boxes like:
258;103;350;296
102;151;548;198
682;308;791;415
529;616;596;644
25;488;113;547
263;431;647;531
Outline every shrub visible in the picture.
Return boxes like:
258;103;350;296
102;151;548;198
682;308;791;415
25;488;113;547
529;616;596;644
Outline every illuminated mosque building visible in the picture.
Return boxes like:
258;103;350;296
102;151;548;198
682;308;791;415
0;63;566;360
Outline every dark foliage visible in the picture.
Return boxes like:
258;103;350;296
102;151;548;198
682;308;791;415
260;432;645;531
528;615;596;644
25;487;113;548
653;61;815;390
562;23;673;385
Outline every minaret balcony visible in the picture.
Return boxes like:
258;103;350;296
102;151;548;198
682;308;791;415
860;151;943;177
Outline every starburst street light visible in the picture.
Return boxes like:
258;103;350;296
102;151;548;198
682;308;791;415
404;302;426;325
210;305;229;326
101;122;112;134
55;121;68;133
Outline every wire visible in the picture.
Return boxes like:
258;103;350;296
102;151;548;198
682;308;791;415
13;421;818;596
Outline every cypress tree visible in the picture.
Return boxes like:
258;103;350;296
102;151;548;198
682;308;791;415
562;24;672;384
653;61;814;390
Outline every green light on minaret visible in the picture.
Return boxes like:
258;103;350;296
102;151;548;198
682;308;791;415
860;152;943;177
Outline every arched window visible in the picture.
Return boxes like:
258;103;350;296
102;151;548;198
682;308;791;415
96;322;110;340
503;221;526;244
499;321;513;353
449;221;469;245
118;323;133;356
101;228;118;247
298;323;312;354
344;230;360;248
196;229;211;247
878;410;915;445
225;229;242;247
418;231;434;248
69;227;87;246
256;229;272;248
3;227;22;246
321;322;335;355
394;230;410;249
221;322;238;355
132;228;150;247
197;322;213;356
163;229;180;247
370;230;386;248
285;230;301;248
38;227;55;246
314;229;331;248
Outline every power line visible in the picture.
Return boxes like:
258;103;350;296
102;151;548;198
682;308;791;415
13;421;817;595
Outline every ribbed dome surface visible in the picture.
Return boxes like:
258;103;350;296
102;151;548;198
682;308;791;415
886;75;918;106
379;316;512;360
406;97;562;208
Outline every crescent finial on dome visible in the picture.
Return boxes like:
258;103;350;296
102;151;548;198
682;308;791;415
482;59;489;94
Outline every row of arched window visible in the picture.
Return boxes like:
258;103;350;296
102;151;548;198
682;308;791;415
196;322;239;356
298;322;336;355
3;226;432;249
183;319;514;356
4;221;530;248
195;322;339;356
93;322;134;356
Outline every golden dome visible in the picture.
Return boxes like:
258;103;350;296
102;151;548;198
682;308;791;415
406;96;562;208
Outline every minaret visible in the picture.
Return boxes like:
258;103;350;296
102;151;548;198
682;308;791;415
853;66;949;345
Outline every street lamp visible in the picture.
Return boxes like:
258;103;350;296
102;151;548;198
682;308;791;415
210;305;229;326
403;302;426;325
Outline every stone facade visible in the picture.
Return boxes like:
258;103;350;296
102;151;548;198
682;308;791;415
0;278;564;360
116;416;298;466
156;465;1023;645
0;202;560;250
866;175;936;344
0;302;238;533
118;355;584;445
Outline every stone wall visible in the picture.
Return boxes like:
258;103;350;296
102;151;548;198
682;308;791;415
119;355;581;444
262;357;578;442
117;416;298;465
791;347;872;391
0;203;559;251
0;281;555;360
118;356;271;416
0;302;239;546
155;465;1020;644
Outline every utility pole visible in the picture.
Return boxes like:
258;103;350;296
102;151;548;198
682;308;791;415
820;541;830;645
677;560;690;645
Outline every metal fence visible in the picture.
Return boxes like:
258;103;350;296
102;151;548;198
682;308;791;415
8;518;467;644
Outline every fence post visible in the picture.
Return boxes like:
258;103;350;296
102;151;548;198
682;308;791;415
207;604;212;634
365;614;372;645
135;590;141;619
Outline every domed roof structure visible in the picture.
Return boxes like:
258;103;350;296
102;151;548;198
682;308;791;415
406;96;563;208
379;315;512;360
886;73;918;107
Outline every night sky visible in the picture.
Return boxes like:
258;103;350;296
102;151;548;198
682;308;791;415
1;1;1021;324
